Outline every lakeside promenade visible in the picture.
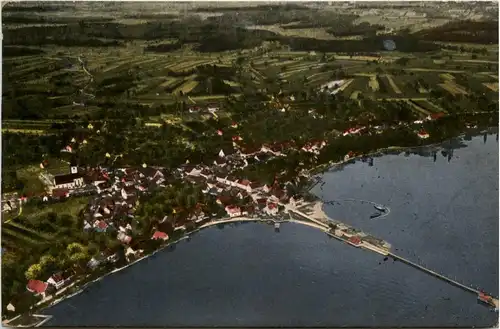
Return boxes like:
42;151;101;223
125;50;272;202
6;194;496;327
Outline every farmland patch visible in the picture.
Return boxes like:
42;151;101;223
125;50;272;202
173;80;200;95
438;80;469;96
406;99;431;117
421;99;448;114
439;73;455;81
385;74;402;94
483;82;499;92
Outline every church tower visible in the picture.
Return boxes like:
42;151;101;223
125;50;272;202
70;158;78;174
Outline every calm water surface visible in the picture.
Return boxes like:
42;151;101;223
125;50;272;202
314;133;499;294
43;134;498;327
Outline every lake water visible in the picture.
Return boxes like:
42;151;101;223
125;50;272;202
43;133;498;327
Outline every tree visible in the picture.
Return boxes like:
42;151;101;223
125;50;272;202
70;251;90;273
25;263;43;280
66;242;85;255
395;57;410;66
58;214;74;228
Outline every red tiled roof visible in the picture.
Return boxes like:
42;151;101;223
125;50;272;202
152;231;168;240
217;195;232;205
239;179;251;186
97;221;108;229
27;280;48;294
431;112;445;119
348;236;362;245
250;181;262;189
52;188;69;198
226;205;241;213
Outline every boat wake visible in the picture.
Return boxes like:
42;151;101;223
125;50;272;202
323;198;391;220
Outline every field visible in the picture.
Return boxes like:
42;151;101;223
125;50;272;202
483;82;499;92
438;80;469;96
2;196;89;250
406;99;432;117
3;40;498;132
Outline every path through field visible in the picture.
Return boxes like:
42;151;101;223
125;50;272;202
385;74;402;94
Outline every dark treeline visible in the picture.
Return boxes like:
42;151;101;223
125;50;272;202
3;24;124;47
191;4;310;13
2;3;64;12
192;27;277;52
415;20;498;44
206;8;357;28
3;46;46;57
326;22;385;37
144;42;182;53
2;133;63;169
4;15;479;53
277;35;439;53
123;13;179;19
2;15;114;25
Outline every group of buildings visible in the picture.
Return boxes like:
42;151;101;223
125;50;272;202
16;107;453;302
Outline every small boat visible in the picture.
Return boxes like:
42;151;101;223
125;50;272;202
374;204;386;212
370;212;382;219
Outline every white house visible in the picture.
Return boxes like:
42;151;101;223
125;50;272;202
47;273;71;290
264;203;279;216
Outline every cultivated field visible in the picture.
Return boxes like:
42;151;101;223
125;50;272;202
483;82;499;92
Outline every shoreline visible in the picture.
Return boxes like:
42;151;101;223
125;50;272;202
18;215;330;326
6;129;496;326
307;127;497;179
26;197;392;327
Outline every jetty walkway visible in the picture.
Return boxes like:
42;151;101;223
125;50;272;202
389;253;499;308
282;202;499;310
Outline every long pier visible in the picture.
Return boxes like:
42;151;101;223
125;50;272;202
389;253;478;294
284;202;498;310
389;253;499;309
